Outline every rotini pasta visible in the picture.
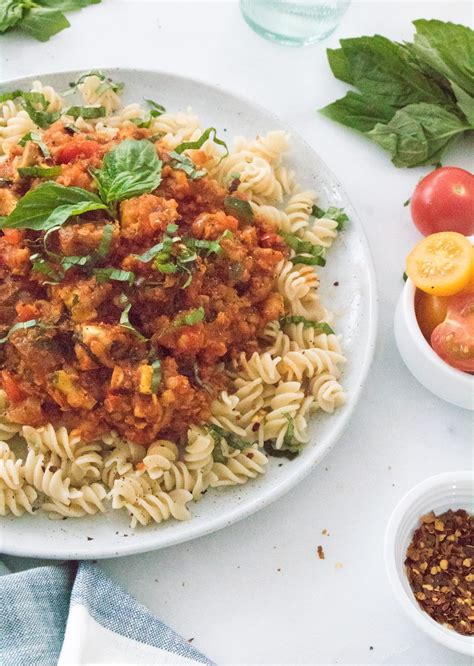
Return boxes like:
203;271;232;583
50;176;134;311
0;72;347;528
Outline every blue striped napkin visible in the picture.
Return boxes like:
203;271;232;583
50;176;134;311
0;560;213;665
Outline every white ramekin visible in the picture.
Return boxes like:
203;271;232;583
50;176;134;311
394;278;473;410
385;471;474;656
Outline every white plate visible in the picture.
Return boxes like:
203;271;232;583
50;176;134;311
0;69;377;559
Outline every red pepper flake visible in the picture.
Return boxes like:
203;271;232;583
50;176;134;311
405;509;474;636
317;545;325;560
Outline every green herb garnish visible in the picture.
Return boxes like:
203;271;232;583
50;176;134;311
92;139;162;206
311;205;349;231
223;196;253;221
93;268;135;285
320;20;474;167
118;293;145;340
279;230;326;267
65;105;106;120
279;316;335;335
167;152;207;180
150;359;162;393
209;425;249;457
0;319;38;344
0;182;107;231
173;307;205;327
18;165;61;179
174;127;228;157
65;69;123;96
19;131;50;157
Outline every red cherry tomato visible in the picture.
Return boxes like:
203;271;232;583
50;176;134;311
415;290;448;342
431;291;474;373
411;167;474;236
55;140;103;164
1;370;27;404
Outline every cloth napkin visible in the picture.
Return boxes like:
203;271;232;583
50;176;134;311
0;560;213;666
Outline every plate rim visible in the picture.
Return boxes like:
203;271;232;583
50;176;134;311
0;67;378;559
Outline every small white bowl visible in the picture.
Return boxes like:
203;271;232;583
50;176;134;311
394;278;473;410
385;472;474;656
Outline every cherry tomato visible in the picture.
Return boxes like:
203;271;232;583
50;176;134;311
411;167;474;236
55;140;102;164
431;292;474;373
1;370;27;404
415;290;448;342
406;232;473;296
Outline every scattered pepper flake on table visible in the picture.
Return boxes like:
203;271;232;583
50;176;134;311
317;545;325;560
405;509;474;636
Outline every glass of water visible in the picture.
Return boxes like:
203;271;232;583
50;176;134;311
240;0;351;46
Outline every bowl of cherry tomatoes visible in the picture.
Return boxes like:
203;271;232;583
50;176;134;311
394;167;473;410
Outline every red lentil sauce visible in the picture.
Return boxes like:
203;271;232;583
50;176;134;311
0;122;286;445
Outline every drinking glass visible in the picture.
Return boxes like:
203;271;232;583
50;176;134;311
240;0;351;46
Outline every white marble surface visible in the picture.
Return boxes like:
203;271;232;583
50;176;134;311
1;1;472;664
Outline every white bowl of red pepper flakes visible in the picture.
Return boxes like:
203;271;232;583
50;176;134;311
385;471;474;655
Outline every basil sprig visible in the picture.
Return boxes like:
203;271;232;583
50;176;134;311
0;91;60;128
320;20;474;167
174;127;228;157
65;105;106;120
92;139;163;206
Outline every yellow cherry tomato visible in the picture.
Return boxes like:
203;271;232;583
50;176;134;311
406;232;474;296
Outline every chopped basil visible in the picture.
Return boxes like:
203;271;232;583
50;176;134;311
173;306;205;327
279;316;335;335
279;230;326;267
145;99;166;116
95;223;114;258
263;441;300;461
174;127;228;157
150;359;162;393
118;293;146;340
92;139;162;206
30;253;62;283
20;92;60;128
66;70;123;97
19;131;50;157
224;196;253;221
209;424;249;454
93;268;135;285
0;319;38;345
0;182;107;231
167;152;207;180
311;204;349;231
65;105;106;119
18;165;61;179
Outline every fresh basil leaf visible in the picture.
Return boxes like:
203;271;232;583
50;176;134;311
0;90;25;103
174;127;228;157
326;47;353;85
0;0;24;33
92;139;162;205
320;90;394;133
412;19;474;96
173;307;205;327
0;319;38;345
134;241;165;263
224;196;253;221
338;35;454;110
94;268;135;285
279;316;335;334
61;254;90;271
18;165;61;179
368;102;472;167
19;131;50;157
118;293;145;340
65;105;106;119
167;152;207;180
151;359;161;393
66;70;123;96
17;8;70;42
1;182;107;231
311;205;349;231
30;254;62;282
449;80;474;125
264;441;301;460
